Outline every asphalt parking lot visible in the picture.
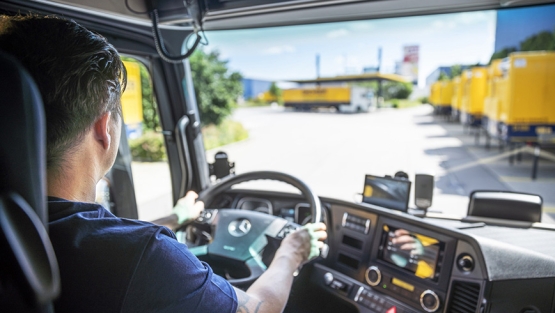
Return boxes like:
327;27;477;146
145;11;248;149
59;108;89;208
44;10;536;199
134;105;555;223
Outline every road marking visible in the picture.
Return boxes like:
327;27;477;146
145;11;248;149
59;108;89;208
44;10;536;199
543;206;555;213
499;176;555;183
446;146;555;174
445;146;528;174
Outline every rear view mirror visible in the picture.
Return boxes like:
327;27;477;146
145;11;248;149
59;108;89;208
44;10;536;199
467;190;542;223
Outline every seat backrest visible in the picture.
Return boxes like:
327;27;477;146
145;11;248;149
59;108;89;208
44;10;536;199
0;52;60;312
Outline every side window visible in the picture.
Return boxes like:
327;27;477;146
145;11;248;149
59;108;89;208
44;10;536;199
121;57;173;222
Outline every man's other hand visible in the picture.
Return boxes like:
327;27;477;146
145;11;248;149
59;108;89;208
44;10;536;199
172;191;204;224
232;222;327;313
278;222;327;266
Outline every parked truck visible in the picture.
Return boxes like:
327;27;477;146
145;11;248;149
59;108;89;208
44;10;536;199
283;86;375;113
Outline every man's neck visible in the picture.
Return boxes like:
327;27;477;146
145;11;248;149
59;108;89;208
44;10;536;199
47;152;101;203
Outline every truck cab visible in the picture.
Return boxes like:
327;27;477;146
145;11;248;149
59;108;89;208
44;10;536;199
1;1;555;313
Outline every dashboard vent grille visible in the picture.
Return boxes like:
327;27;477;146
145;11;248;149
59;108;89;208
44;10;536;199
341;212;370;234
447;281;481;313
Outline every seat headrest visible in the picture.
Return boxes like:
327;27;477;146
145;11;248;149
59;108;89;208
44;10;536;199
0;51;47;225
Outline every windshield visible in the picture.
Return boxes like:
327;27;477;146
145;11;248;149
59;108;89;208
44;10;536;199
197;5;555;222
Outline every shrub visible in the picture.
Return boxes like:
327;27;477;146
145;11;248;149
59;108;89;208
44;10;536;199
129;131;167;162
202;119;249;150
390;99;399;108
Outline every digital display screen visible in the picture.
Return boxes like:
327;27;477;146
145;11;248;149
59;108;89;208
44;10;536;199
280;208;295;223
296;205;312;225
279;205;312;225
362;175;411;212
379;225;443;281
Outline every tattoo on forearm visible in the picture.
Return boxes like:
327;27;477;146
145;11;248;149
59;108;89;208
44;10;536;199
237;292;264;313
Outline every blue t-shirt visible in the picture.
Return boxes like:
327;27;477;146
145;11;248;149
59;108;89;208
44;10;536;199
48;197;238;313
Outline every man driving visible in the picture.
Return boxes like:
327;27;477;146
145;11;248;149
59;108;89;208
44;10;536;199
0;14;327;313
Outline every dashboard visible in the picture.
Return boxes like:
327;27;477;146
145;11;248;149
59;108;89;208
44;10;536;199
210;189;555;313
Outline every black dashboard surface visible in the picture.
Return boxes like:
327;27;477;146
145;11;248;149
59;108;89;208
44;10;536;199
209;189;555;313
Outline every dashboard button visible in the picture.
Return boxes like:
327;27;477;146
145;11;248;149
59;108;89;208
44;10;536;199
386;306;397;313
324;272;334;285
420;290;440;312
365;266;381;286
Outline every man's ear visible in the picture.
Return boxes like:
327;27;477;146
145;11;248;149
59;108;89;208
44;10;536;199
93;112;112;150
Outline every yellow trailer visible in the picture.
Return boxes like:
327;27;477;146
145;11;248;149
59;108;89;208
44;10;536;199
483;59;504;137
493;52;555;142
450;75;466;122
460;67;488;126
429;82;441;106
121;60;143;139
436;80;454;116
283;86;375;113
258;91;278;103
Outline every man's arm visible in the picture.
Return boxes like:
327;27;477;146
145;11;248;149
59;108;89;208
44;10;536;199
150;191;204;228
233;223;327;313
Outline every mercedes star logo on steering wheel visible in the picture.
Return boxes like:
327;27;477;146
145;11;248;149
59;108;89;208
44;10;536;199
228;219;252;237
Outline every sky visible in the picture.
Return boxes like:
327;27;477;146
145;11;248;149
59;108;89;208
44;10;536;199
203;10;497;87
495;4;555;52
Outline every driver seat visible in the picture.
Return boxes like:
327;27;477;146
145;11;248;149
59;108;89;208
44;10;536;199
0;52;61;312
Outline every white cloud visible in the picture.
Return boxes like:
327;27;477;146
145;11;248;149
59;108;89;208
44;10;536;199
326;28;350;38
348;22;376;32
431;11;494;30
431;20;457;30
263;45;296;55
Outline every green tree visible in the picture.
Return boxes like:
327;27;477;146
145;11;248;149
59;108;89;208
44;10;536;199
268;81;282;104
268;82;282;99
139;63;160;131
449;65;463;79
383;81;413;100
489;28;555;63
189;49;243;126
437;71;450;81
490;47;518;63
520;30;555;51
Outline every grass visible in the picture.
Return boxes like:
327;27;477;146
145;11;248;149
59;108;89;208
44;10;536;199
385;99;423;109
240;99;272;107
202;119;249;150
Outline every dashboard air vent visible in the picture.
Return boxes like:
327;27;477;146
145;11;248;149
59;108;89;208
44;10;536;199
447;281;481;313
341;212;370;234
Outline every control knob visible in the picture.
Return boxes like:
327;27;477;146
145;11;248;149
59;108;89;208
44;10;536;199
365;266;381;286
457;254;475;272
420;290;440;312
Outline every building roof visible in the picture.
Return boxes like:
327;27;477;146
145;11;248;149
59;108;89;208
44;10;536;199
290;73;409;84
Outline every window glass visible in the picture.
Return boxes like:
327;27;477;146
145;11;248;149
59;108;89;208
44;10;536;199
199;5;555;223
122;57;173;221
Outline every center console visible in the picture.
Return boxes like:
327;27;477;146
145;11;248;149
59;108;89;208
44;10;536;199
317;204;461;313
363;218;457;312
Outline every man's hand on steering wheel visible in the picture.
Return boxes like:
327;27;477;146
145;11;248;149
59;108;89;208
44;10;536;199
172;191;205;225
278;223;328;266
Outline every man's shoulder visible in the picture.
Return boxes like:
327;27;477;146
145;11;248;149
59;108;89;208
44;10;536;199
48;197;176;250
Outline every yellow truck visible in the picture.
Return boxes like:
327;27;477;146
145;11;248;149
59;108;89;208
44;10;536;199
460;67;488;126
282;86;375;113
487;52;555;143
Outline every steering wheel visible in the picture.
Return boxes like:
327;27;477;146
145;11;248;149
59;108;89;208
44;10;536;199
189;171;321;287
